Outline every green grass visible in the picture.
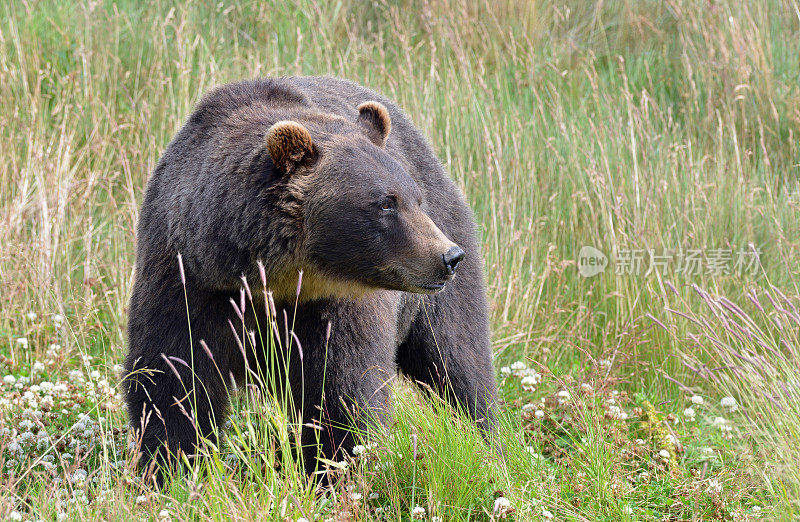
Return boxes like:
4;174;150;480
1;0;799;519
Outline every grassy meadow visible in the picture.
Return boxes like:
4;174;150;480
1;0;800;519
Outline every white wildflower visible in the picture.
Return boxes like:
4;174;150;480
26;312;37;321
33;361;45;373
3;374;16;385
523;368;542;382
68;369;84;383
683;407;696;421
707;478;723;494
349;492;362;501
500;366;512;376
658;449;670;460
721;396;738;412
526;446;543;461
510;361;527;371
608;405;628;420
9;511;23;521
521;375;539;391
16;337;28;347
691;395;704;405
71;469;88;484
510;361;528;377
535;409;545;419
494;496;512;517
352;444;366;456
135;494;148;504
622;505;633;515
557;390;570;404
542;508;554;519
411;506;426;519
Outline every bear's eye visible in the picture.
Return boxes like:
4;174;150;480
380;196;397;212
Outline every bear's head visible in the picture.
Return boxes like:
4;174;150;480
265;101;465;297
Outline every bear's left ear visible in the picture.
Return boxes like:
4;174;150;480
357;101;391;147
266;120;318;175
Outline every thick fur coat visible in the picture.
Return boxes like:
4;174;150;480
124;76;497;478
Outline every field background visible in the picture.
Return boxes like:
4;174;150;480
1;0;799;520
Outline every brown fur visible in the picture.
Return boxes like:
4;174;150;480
266;120;317;173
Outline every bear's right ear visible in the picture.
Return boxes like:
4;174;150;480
266;121;317;174
357;101;391;147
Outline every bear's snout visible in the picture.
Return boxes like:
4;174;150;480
399;211;464;291
442;246;465;275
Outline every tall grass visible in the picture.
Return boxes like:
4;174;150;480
0;0;799;518
662;283;800;511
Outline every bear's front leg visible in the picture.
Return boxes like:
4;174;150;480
124;284;237;484
125;356;231;482
283;296;397;477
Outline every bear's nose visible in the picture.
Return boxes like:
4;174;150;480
442;246;465;275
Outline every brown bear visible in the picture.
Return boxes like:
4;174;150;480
123;76;498;481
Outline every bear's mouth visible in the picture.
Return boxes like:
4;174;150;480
416;282;447;293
